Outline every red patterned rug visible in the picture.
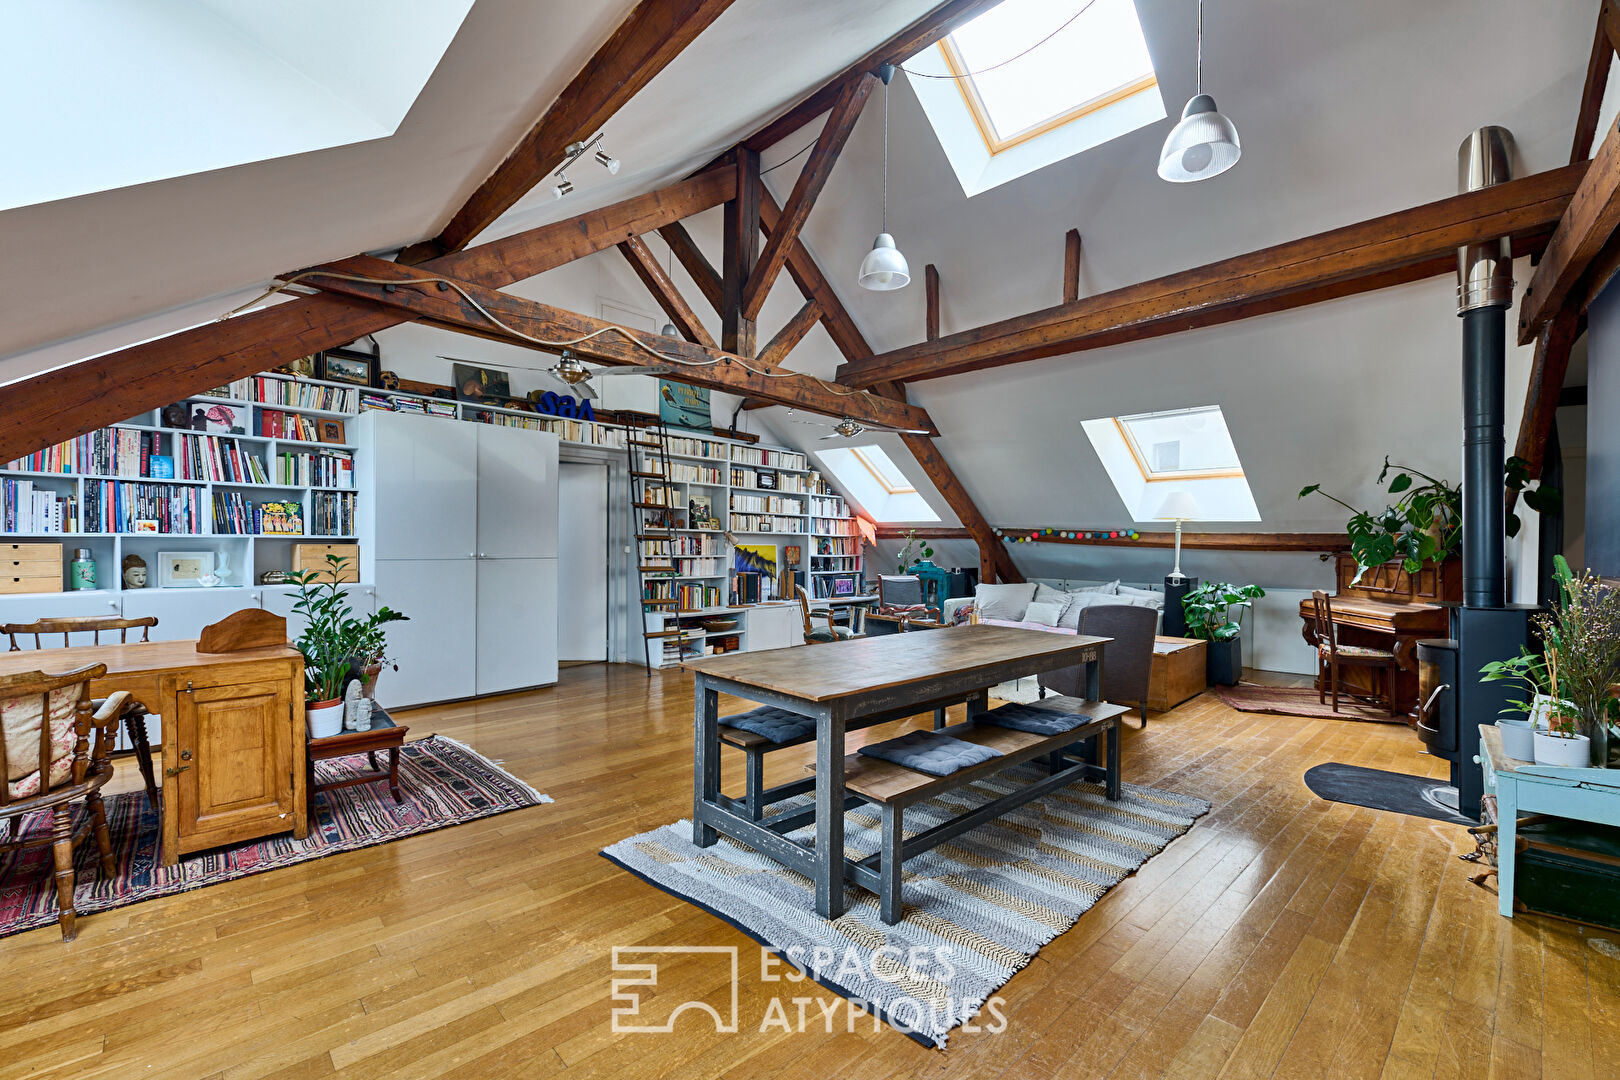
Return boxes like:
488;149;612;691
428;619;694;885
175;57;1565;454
1214;683;1409;724
0;735;549;939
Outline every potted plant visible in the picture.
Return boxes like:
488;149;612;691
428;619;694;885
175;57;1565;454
1181;582;1265;686
896;530;934;575
287;555;409;737
1300;456;1558;583
1529;558;1620;767
1478;648;1549;759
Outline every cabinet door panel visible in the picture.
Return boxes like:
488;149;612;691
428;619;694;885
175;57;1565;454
120;588;261;642
172;677;292;846
476;558;557;695
374;559;476;707
476;426;558;559
262;583;375;644
0;591;123;627
372;413;477;560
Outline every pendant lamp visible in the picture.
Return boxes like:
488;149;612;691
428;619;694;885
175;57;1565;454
1158;0;1240;183
859;64;910;291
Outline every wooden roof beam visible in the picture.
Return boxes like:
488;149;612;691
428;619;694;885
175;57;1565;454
1063;229;1081;304
1508;307;1581;512
409;0;739;260
925;263;940;340
298;255;936;434
1572;1;1620;163
838;162;1587;387
756;299;822;368
656;223;722;311
1520;123;1620;345
618;234;716;348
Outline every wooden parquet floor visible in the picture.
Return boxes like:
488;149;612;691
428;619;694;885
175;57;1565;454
1;663;1616;1080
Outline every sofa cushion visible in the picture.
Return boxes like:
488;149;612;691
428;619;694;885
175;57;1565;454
858;730;1003;777
1023;600;1065;627
974;582;1038;622
1116;583;1164;601
1058;591;1115;630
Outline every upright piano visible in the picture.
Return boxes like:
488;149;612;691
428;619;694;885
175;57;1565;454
1298;555;1458;716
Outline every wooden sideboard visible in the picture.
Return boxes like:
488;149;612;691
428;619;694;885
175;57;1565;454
0;639;305;864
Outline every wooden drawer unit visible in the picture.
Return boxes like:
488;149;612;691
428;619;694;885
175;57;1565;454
1147;635;1208;713
293;543;359;582
0;542;63;594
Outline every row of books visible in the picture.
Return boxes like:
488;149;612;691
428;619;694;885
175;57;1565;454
814;535;860;555
275;450;353;488
729;513;803;533
364;393;457;418
809;496;847;517
811;556;861;572
175;434;269;484
812;518;858;537
663;435;727;460
244;377;359;413
2;479;76;533
669;557;725;576
311;492;355;537
664;461;725;485
85;482;204;534
258;410;324;442
5;427;160;478
730;493;803;515
212;494;304;536
728;468;806;493
732;446;808;471
675;583;724;610
643;534;722;557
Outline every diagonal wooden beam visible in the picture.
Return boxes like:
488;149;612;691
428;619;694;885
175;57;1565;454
721;150;762;357
1509;307;1581;512
656;223;722;311
299;255;936;433
1063;229;1082;304
411;0;739;259
1519;124;1620;345
756;299;822;368
0;172;734;463
837;162;1587;386
742;0;1001;154
1572;1;1619;163
925;264;940;340
759;188;870;364
618;234;716;348
740;76;873;321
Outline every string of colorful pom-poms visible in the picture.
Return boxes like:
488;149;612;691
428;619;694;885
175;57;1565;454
992;527;1142;544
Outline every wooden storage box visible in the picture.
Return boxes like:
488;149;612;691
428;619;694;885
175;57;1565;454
292;543;359;582
0;542;64;594
1147;635;1207;713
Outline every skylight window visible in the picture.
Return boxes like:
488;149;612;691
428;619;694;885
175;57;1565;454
942;0;1158;152
905;0;1165;196
818;446;939;523
1081;406;1260;522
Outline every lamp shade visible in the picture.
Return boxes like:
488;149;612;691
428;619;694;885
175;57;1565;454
1157;94;1241;182
858;233;910;291
1154;489;1203;521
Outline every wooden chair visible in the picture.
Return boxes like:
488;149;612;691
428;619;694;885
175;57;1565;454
875;575;941;629
2;617;161;809
794;586;865;644
0;663;127;940
1310;590;1399;717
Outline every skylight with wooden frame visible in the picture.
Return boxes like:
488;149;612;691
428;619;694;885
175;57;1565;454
905;0;1166;196
818;445;940;523
1081;405;1260;522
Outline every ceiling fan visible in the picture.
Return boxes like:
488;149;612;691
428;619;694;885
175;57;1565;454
786;410;931;440
531;350;669;401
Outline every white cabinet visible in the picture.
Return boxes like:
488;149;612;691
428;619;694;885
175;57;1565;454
368;413;477;561
261;581;376;644
375;559;477;706
477;423;558;559
119;588;262;642
475;558;557;695
745;604;801;652
0;590;122;627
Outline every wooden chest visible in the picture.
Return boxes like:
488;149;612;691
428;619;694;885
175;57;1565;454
1148;635;1208;713
0;542;64;594
293;543;359;582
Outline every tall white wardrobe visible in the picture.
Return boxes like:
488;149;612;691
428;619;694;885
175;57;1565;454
357;412;559;708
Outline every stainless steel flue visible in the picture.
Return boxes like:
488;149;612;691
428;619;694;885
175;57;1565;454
1457;127;1515;313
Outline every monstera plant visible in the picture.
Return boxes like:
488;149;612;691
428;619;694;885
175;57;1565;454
1300;456;1559;582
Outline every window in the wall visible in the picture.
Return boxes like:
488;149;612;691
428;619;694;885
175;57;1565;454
818;445;940;523
1081;405;1261;522
906;0;1165;196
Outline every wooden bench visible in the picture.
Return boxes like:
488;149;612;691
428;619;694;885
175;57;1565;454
829;696;1131;924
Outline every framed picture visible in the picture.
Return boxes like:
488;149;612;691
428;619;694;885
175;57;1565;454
320;350;375;386
276;353;319;378
756;470;778;490
318;419;346;444
157;550;214;588
201;403;239;433
452;362;511;402
785;545;802;566
134;519;160;533
734;544;778;578
659;380;711;430
832;576;857;597
688;494;712;527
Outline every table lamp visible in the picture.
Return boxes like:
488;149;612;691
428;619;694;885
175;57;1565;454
1154;489;1202;637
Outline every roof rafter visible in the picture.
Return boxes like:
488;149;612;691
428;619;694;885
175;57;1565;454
1519;123;1620;345
618;234;716;348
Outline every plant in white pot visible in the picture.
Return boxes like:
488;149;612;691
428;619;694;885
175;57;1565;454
1479;648;1550;760
287;556;409;738
1529;558;1619;768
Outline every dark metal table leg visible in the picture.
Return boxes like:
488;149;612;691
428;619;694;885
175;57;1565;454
814;703;846;918
694;679;720;847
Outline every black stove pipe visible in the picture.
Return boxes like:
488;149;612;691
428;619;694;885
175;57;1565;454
1461;307;1506;607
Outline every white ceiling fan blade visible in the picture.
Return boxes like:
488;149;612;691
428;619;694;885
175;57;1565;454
788;415;836;427
856;419;932;435
818;432;844;440
590;365;669;378
532;371;578;398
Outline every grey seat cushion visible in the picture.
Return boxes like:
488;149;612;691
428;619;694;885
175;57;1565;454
858;730;1003;777
807;626;856;642
978;702;1092;736
720;706;818;744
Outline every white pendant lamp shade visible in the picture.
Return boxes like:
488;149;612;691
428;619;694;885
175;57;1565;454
1158;94;1240;182
859;233;910;291
1158;0;1240;183
1154;489;1203;521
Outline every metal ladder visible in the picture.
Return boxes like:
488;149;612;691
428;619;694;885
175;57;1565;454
625;420;691;673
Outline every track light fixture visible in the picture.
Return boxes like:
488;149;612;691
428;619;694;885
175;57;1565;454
552;175;573;199
552;133;620;198
593;148;621;174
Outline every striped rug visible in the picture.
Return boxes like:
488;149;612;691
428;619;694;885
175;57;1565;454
603;766;1208;1047
0;735;549;940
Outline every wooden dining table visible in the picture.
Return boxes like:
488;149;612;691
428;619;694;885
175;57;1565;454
685;624;1107;919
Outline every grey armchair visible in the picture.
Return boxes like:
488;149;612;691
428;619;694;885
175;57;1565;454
1040;604;1158;727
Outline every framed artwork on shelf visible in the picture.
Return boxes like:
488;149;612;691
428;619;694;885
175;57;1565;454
452;362;511;402
785;545;802;567
157;551;214;588
659;380;711;430
756;470;777;490
832;576;857;596
734;544;778;579
689;494;712;528
275;354;319;378
134;520;160;533
320;349;375;387
318;419;346;444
